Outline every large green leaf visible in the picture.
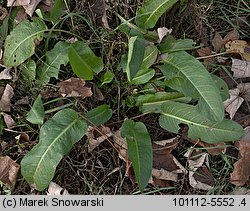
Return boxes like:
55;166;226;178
159;101;245;144
21;109;87;191
135;0;178;29
126;36;146;82
84;104;112;126
26;95;45;125
121;119;152;192
157;36;196;53
136;92;190;113
159;51;224;121
69;41;103;80
3;18;47;67
130;45;158;85
36;41;70;86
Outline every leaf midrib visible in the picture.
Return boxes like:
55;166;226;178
161;112;237;134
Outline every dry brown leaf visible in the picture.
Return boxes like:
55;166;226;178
87;125;112;152
223;88;244;119
0;5;8;21
38;0;53;12
91;83;104;101
230;126;250;186
185;149;214;190
2;113;15;128
7;0;30;6
196;47;216;70
237;83;250;102
0;156;20;190
112;130;132;178
91;0;110;30
14;7;28;24
226;40;250;61
152;137;186;183
23;0;43;16
231;187;250;195
57;77;92;98
223;29;240;43
231;58;250;78
0;69;12;80
157;27;172;43
212;32;224;53
0;84;14;112
47;182;69;195
15;133;29;143
15;96;29;105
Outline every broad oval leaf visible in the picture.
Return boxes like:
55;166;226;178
21;109;87;191
121;119;152;192
69;41;103;80
135;0;178;29
3;18;47;68
126;36;146;82
84;104;112;126
26;95;44;125
36;41;70;86
159;51;224;121
159;101;245;144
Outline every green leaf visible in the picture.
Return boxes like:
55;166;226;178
84;105;112;126
3;18;47;67
26;95;45;125
135;0;178;29
211;74;230;101
36;41;70;86
69;41;103;80
101;71;114;86
159;101;245;144
136;92;190;113
50;0;66;24
130;68;155;85
21;109;87;191
159;51;224;121
121;119;152;192
157;36;196;53
141;45;158;69
126;36;146;82
20;59;36;89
